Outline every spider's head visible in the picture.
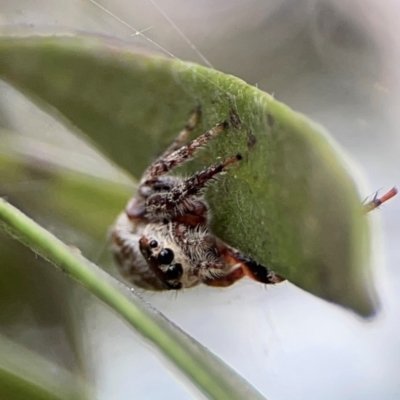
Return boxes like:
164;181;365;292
139;224;201;290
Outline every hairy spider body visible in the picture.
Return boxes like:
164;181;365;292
111;109;284;290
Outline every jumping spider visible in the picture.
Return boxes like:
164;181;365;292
111;108;284;290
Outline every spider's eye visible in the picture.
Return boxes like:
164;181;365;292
157;248;174;265
149;240;158;248
164;263;183;280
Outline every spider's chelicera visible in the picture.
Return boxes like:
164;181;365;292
111;108;284;290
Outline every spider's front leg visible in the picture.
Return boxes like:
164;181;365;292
145;154;242;223
126;109;202;220
128;114;229;221
141;107;201;183
202;262;245;287
140;119;229;186
203;240;284;287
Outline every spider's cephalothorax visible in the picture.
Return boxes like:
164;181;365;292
111;109;284;290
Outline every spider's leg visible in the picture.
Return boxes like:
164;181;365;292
201;243;284;288
216;239;284;285
146;108;201;172
202;265;245;287
145;154;242;219
140;120;229;185
195;255;245;288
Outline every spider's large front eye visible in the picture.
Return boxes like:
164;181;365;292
164;263;183;280
157;248;174;265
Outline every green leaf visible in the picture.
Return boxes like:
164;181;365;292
0;32;373;315
0;198;266;400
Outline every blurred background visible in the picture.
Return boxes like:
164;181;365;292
0;0;399;399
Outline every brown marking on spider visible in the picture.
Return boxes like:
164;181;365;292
267;113;275;128
111;108;283;290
